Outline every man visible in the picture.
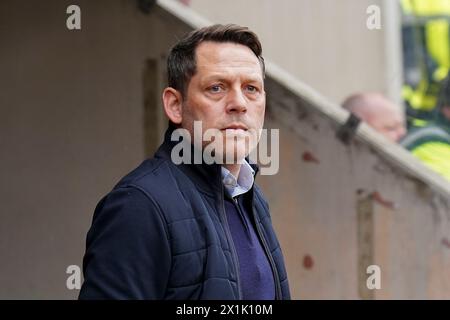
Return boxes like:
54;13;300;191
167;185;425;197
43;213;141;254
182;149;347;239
342;93;407;143
401;77;450;181
79;24;290;300
400;0;450;128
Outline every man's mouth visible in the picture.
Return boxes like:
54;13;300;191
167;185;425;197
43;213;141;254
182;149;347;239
221;123;248;131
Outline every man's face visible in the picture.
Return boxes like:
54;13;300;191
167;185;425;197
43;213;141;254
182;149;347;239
181;41;266;162
368;107;406;143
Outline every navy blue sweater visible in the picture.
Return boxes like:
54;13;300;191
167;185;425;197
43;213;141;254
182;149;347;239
224;195;275;299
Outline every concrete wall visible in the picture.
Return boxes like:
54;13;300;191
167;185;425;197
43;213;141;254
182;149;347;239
258;74;450;299
0;0;189;299
187;0;403;106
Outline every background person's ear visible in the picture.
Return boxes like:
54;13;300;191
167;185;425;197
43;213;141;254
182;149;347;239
162;87;183;124
442;106;450;120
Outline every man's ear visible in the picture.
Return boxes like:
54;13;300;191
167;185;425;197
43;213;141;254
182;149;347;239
162;87;183;124
442;106;450;120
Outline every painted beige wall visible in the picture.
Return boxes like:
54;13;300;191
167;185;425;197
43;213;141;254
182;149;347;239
255;75;450;299
0;0;189;299
188;0;402;105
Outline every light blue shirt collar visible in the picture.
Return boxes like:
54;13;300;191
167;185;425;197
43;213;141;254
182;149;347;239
221;160;255;198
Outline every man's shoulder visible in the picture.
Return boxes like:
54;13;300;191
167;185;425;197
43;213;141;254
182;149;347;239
110;155;198;209
114;156;169;190
114;154;193;195
401;124;450;150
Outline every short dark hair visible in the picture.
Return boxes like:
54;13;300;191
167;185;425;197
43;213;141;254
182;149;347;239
167;24;265;98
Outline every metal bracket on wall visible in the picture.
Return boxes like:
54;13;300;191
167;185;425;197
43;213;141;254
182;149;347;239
336;113;361;145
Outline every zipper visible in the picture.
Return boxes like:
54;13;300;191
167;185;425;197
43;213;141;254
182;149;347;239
247;192;283;300
220;186;243;300
219;180;282;299
232;192;283;300
252;208;283;300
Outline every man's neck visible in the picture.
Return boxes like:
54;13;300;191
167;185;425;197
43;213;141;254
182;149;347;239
223;163;241;178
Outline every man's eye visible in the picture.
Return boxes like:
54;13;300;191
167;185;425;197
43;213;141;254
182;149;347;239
209;85;223;93
385;125;396;131
245;85;258;93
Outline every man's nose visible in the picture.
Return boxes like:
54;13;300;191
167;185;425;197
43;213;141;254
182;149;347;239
225;88;247;114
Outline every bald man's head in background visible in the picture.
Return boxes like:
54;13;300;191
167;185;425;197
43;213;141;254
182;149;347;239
342;93;406;143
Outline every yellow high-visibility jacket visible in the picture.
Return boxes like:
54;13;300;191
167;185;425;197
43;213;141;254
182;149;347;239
401;123;450;181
